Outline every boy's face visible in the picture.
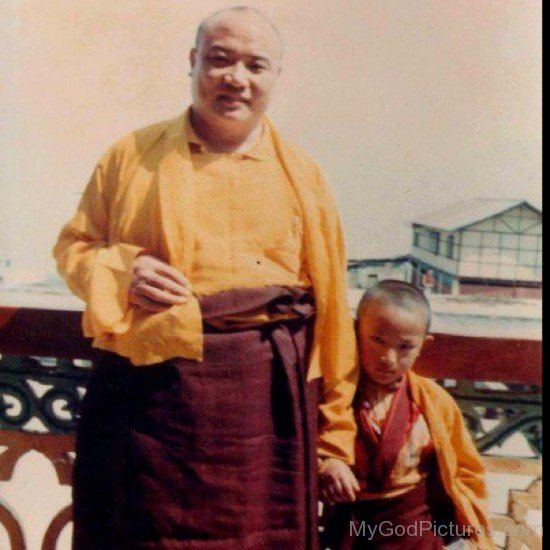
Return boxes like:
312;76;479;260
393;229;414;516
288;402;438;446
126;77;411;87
356;299;432;388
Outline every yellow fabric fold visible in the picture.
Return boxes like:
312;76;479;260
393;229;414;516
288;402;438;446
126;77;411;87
53;110;358;463
408;370;494;549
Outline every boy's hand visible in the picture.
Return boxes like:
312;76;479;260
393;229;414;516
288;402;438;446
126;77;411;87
319;458;360;505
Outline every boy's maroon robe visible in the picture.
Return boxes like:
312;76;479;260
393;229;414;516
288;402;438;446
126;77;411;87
324;377;450;550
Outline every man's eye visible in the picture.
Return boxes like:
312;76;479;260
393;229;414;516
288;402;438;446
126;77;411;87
209;56;230;65
249;64;267;73
399;343;414;351
371;335;383;344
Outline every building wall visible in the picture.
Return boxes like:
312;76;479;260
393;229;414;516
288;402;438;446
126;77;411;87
347;261;410;289
460;282;542;299
457;205;542;282
410;243;459;276
413;226;459;261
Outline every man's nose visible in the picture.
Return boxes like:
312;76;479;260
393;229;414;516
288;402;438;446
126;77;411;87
223;62;248;87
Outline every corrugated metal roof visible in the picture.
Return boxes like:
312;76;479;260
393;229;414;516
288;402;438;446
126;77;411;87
412;199;541;231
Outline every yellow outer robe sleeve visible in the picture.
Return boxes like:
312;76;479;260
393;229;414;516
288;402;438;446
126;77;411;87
53;112;358;464
408;371;494;549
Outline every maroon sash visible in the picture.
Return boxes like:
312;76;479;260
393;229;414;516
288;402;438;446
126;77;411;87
326;480;445;550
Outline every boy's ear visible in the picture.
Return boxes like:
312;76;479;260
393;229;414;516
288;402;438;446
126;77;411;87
423;334;435;346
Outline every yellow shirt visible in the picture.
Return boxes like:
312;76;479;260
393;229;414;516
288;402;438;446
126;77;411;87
53;110;358;463
186;118;310;295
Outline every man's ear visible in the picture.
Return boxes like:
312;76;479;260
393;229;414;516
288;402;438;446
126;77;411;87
189;48;197;70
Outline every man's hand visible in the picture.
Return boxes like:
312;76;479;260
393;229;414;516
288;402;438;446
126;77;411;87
319;458;360;505
129;254;192;312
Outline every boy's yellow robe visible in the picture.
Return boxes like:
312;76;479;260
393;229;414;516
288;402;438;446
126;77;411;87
53;111;358;463
408;370;494;549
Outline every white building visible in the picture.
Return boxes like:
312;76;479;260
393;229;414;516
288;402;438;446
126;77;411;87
347;256;411;289
410;199;542;298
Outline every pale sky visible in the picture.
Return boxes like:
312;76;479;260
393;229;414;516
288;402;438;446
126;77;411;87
0;0;542;279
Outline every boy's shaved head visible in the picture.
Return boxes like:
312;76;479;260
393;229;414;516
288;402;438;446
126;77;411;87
357;280;432;332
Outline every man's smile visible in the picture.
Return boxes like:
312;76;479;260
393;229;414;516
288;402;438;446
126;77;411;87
217;94;249;106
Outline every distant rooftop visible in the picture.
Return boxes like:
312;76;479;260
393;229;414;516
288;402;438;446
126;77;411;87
412;198;541;232
348;254;410;266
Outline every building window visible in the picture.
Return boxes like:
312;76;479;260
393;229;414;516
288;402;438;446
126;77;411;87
446;235;455;259
414;227;440;255
414;228;421;247
426;230;440;255
366;274;379;288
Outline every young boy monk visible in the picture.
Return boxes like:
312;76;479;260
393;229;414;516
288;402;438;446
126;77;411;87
319;280;493;549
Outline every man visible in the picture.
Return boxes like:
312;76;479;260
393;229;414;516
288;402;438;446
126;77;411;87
54;7;357;549
421;269;436;295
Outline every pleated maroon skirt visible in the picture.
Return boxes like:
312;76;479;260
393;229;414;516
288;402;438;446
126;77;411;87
72;287;319;549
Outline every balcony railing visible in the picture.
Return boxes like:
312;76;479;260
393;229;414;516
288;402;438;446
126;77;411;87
0;301;542;549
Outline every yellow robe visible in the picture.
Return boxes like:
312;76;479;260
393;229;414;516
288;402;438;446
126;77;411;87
53;111;358;463
408;370;494;549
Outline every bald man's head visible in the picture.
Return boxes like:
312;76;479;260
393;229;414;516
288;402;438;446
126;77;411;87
194;6;284;61
188;6;284;140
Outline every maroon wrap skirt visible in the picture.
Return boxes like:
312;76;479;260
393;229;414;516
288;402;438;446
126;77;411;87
72;286;319;549
322;479;456;550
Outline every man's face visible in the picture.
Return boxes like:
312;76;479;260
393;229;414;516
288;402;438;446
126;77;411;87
190;13;282;129
357;299;431;388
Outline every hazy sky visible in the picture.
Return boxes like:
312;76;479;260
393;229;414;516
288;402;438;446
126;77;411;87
1;0;542;279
